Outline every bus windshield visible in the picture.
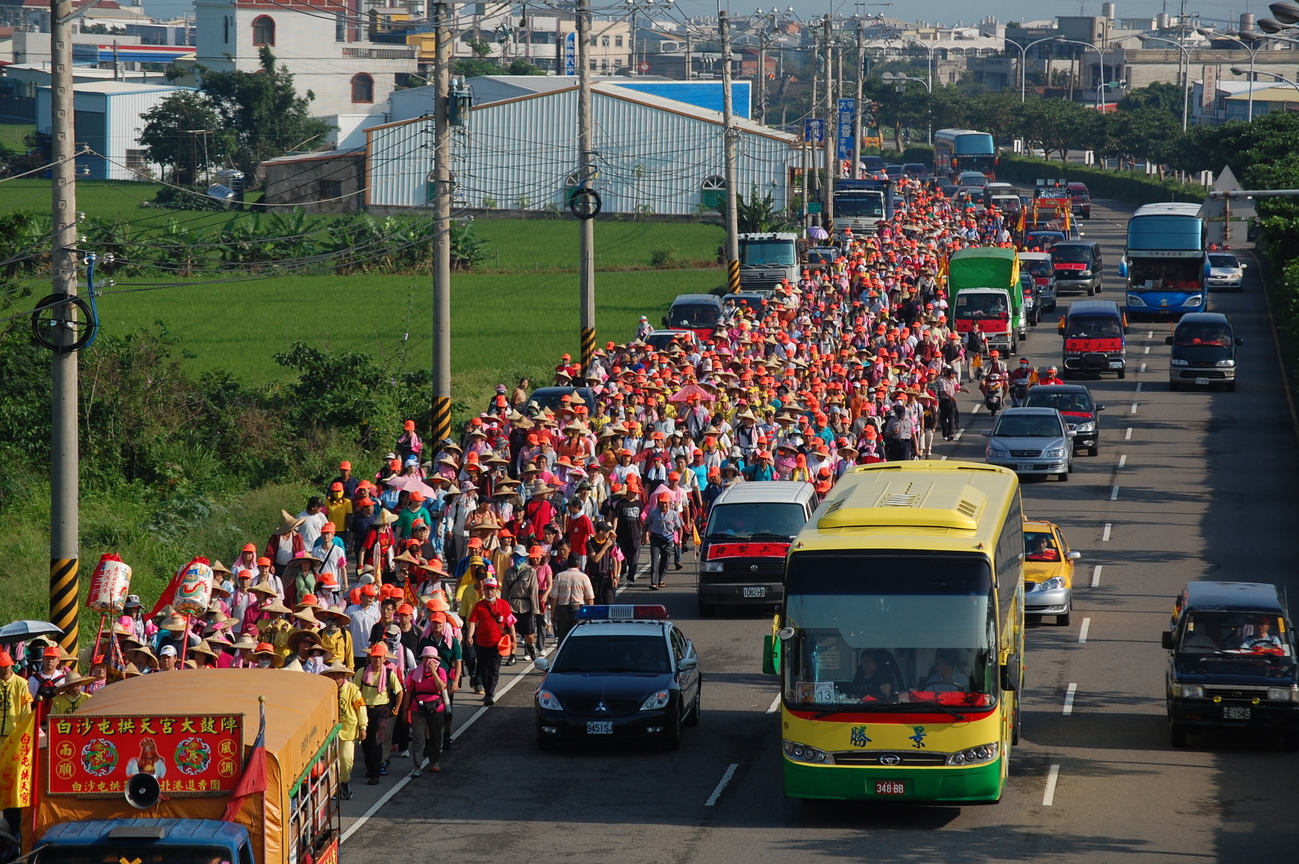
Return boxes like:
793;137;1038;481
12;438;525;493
955;292;1009;319
833;193;884;217
740;240;796;266
783;553;998;712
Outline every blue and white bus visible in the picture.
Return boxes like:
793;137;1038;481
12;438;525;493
933;129;997;182
1122;203;1207;318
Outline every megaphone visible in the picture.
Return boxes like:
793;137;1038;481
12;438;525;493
125;772;161;810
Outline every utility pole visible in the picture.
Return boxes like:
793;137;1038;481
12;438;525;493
822;14;835;225
49;0;80;652
853;19;864;180
720;8;740;292
577;0;597;367
684;33;692;80
431;0;452;444
757;29;768;123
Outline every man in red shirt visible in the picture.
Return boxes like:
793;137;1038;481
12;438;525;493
464;577;516;706
564;498;595;569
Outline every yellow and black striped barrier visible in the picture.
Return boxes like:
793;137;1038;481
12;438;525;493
580;327;597;369
431;396;452;444
727;259;741;293
49;557;79;650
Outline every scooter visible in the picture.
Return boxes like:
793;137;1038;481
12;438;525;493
1011;378;1030;408
982;372;1006;416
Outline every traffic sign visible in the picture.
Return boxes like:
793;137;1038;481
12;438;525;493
804;119;825;143
638;61;650;73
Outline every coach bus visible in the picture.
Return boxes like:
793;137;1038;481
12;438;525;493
763;461;1025;803
933;129;997;182
1122;203;1207;317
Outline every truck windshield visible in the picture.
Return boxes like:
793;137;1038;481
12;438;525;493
833;194;884;217
955;293;1009;319
38;847;233;864
1178;612;1293;656
783;553;997;711
1064;316;1122;339
667;304;720;329
706;502;807;539
740;241;796;266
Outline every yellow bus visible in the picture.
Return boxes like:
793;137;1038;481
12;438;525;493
763;460;1025;803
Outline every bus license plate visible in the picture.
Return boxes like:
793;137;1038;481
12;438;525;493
1195;378;1210;386
586;721;613;735
1223;706;1251;720
742;586;767;598
874;780;907;796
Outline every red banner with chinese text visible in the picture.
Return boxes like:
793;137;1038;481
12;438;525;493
48;713;243;797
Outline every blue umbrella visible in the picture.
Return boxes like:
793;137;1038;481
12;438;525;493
0;619;64;642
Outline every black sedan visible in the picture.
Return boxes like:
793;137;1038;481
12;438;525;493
1025;383;1105;456
534;606;702;750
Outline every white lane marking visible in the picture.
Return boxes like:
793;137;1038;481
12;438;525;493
971;404;981;415
1125;427;1133;440
939;455;948;461
766;693;781;714
1092;565;1103;587
954;427;965;441
1147;330;1154;338
1140;362;1147;373
706;763;740;807
1129;403;1138;414
1135;382;1142;392
1118;454;1127;468
1102;523;1112;542
341;643;554;844
1063;683;1078;716
1078;618;1091;643
1043;764;1061;806
1144;346;1151;355
1110;485;1119;501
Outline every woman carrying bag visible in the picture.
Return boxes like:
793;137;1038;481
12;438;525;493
403;645;449;777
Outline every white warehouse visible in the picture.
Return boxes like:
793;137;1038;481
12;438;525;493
363;79;798;216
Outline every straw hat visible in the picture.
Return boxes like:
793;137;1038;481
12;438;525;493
321;660;353;677
376;509;399;526
262;599;292;615
159;614;189;633
292;608;322;628
393;551;422;567
210;560;232;575
321;605;351;626
286;629;324;654
229;634;258;651
190;640;218;660
130;645;157;665
123;662;142;678
273;509;306;536
249;581;279;597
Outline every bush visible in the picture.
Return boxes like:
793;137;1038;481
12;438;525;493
995;154;1203;206
650;246;679;268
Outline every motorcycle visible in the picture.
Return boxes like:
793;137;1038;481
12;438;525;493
1010;377;1030;408
982;372;1006;415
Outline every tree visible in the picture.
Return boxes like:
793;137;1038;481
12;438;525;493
466;37;493;58
196;48;331;184
137;91;231;185
1014;98;1096;161
505;59;544;75
1118;82;1185;117
454;58;504;77
966;90;1020;145
735;183;794;232
1109;107;1180;168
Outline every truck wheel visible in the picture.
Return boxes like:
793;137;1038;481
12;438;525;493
1170;723;1188;748
1117;369;1126;379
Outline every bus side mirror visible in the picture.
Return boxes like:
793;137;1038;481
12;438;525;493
1161;631;1174;650
1000;653;1021;693
1165;336;1174;345
762;635;781;676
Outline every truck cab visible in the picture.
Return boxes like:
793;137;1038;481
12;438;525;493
35;819;256;864
832;179;893;237
737;233;799;292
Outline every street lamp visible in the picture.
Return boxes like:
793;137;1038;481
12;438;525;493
1054;36;1112;113
1010;35;1066;103
1138;35;1191;131
1219;31;1267;121
882;70;932;144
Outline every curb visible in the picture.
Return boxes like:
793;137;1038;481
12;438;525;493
1248;248;1299;448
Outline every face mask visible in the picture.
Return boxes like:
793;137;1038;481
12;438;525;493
257;659;272;668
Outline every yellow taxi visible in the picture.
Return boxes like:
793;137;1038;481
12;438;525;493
1023;520;1081;625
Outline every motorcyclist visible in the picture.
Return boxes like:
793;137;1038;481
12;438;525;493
1039;365;1066;386
1008;358;1036;406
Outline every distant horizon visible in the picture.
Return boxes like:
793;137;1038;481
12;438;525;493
140;0;1257;32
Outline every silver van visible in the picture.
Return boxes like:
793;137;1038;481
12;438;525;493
697;481;816;615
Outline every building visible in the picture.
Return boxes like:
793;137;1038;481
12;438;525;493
262;148;365;212
192;0;417;118
360;79;796;215
34;80;190;179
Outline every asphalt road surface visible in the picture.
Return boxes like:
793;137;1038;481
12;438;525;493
339;195;1299;864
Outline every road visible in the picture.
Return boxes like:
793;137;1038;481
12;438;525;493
339;195;1299;864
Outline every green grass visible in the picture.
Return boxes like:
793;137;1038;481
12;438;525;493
471;219;723;271
0;177;166;218
96;267;724;396
0;122;35;153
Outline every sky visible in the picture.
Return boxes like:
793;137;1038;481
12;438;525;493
142;0;1260;32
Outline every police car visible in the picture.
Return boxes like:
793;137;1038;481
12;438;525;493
533;605;702;750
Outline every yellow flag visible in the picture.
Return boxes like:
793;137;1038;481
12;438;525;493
0;709;36;808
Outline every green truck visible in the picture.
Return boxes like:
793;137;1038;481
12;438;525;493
948;247;1027;355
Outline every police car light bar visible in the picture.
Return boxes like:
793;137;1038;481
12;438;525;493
576;605;669;621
